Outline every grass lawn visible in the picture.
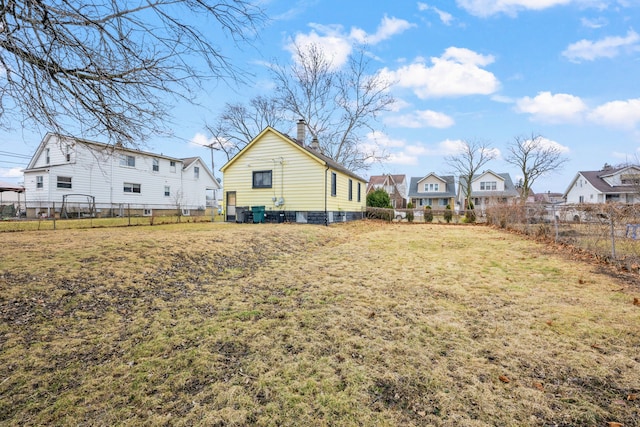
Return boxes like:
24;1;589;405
1;221;639;426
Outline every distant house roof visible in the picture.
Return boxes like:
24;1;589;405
581;166;637;193
408;174;456;198
367;174;406;187
0;181;25;193
459;171;519;198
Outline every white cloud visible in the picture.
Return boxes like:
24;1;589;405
580;17;607;29
588;98;640;129
350;15;415;45
456;0;573;17
289;25;353;70
386;110;455;128
515;91;587;123
386;151;421;165
562;29;640;62
366;130;406;148
524;137;571;153
288;15;414;69
433;7;454;25
382;47;499;98
0;167;23;178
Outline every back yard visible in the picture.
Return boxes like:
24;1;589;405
1;221;639;426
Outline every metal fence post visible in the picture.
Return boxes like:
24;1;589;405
610;205;616;260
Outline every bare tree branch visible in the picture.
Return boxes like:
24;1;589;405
0;0;266;146
505;133;569;202
445;139;496;213
269;43;395;171
204;95;288;161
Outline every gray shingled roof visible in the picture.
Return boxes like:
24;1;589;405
408;175;456;198
458;173;519;198
579;166;638;194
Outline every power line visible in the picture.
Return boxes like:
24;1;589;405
0;150;32;159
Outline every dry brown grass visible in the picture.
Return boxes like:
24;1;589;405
1;221;639;426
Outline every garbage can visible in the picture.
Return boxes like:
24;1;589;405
236;207;246;223
251;206;265;223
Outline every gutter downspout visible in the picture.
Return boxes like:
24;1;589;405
324;165;330;226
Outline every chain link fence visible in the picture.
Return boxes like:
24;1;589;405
0;202;222;232
485;203;640;270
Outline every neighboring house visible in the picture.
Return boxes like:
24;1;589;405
0;181;25;217
408;173;456;209
563;165;640;204
457;170;519;213
366;174;407;208
23;133;220;218
219;125;367;225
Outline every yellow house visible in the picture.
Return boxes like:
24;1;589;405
220;126;367;225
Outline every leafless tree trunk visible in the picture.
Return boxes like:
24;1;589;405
505;133;568;203
0;0;265;146
445;139;496;217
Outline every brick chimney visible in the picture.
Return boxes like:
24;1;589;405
310;136;319;150
296;119;306;145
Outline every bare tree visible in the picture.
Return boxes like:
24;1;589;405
445;139;496;216
0;0;266;145
204;96;287;161
505;133;568;202
270;43;395;171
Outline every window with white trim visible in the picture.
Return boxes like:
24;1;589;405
57;176;72;189
194;166;200;179
123;182;141;193
152;158;159;172
164;186;170;197
120;154;135;167
480;181;497;191
170;161;176;173
36;175;43;189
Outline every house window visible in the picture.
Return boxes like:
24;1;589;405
45;148;50;164
348;179;353;201
357;182;361;202
120;154;135;167
57;176;72;189
194;166;199;179
170;161;176;173
143;208;152;216
153;158;159;172
252;170;272;188
124;182;141;193
579;195;584;203
36;175;43;189
423;183;439;192
65;145;71;162
439;198;448;206
331;172;337;197
164;186;170;197
181;209;190;216
480;181;497;191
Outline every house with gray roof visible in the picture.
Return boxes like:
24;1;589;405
408;173;456;209
456;170;519;214
563;165;640;204
367;174;407;209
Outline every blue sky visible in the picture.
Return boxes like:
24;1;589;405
2;0;640;194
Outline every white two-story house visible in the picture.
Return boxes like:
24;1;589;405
23;133;220;218
563;165;640;204
457;170;519;213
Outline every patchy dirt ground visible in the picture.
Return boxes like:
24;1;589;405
1;221;639;426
